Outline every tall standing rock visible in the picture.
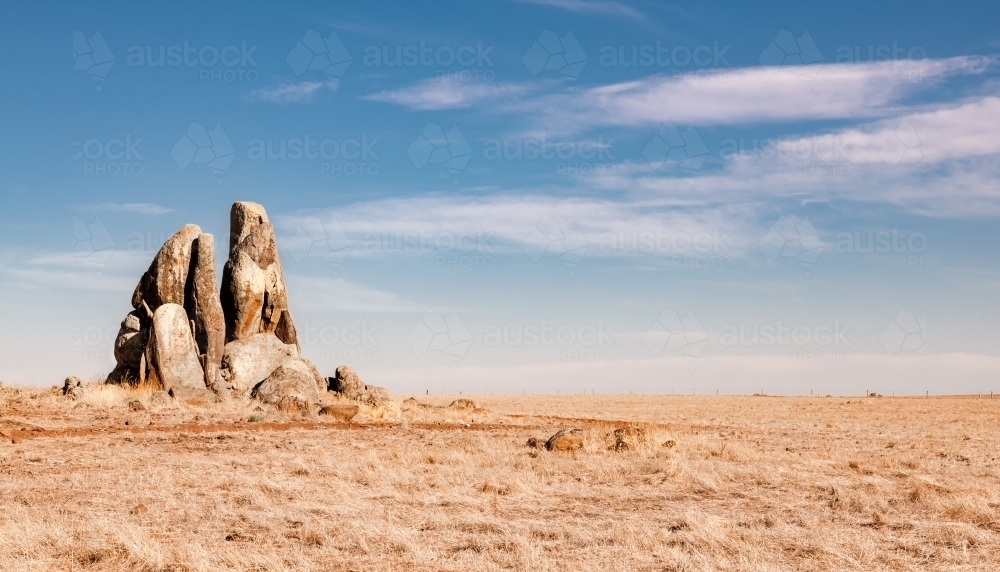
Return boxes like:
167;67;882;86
147;303;205;390
228;201;270;259
188;233;225;389
221;202;299;348
224;251;266;340
108;224;200;385
131;224;202;311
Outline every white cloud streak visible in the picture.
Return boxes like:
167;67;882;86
274;195;755;261
82;203;173;215
511;0;647;21
247;80;340;103
528;57;992;132
363;76;536;110
585;95;1000;217
367;57;993;134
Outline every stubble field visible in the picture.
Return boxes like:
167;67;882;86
1;383;998;571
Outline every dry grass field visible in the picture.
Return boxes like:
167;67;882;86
1;382;999;571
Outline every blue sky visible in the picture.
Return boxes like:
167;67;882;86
2;0;1000;394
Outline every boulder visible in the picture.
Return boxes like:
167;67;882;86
113;311;149;369
148;303;205;391
300;358;327;394
188;233;225;389
319;404;359;422
221;201;299;348
220;333;299;396
131;224;201;311
329;365;364;397
252;360;319;413
546;428;584;451
358;385;391;407
327;365;390;407
62;376;86;399
222;251;266;341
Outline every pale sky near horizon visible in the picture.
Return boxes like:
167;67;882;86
2;0;999;395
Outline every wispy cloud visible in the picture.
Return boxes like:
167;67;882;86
275;195;754;261
247;80;340;103
81;202;173;215
583;95;1000;217
519;57;993;134
771;96;1000;165
363;76;537;110
366;57;993;135
512;0;646;21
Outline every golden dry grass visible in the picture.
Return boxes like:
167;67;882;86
1;383;998;571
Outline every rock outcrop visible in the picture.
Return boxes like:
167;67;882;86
327;365;390;406
131;224;201;311
221;202;298;348
113;311;148;369
101;201;386;414
188;234;226;390
546;428;584;451
219;332;299;397
147;304;204;390
252;360;319;412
